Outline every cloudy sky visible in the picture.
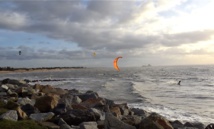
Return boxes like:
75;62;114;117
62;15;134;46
0;0;214;68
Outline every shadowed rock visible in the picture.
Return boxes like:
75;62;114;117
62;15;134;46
104;113;136;129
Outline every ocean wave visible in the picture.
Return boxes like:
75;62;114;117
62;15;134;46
128;102;213;125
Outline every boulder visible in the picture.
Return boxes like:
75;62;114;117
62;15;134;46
21;103;40;116
1;85;9;91
77;92;99;102
90;108;105;121
0;110;18;121
80;122;98;129
115;103;130;116
71;104;87;110
30;112;55;121
121;115;142;128
33;84;43;92
0;92;7;96
131;108;150;118
7;90;18;98
103;98;115;109
68;89;80;95
59;94;82;109
139;119;163;129
16;106;28;120
39;121;60;129
60;109;100;125
73;96;82;104
2;78;27;87
104;113;136;129
5;100;19;110
97;120;105;129
16;87;36;97
80;98;105;109
35;94;60;112
139;112;173;129
58;118;68;126
205;123;214;129
53;103;67;115
110;106;121;118
39;85;68;96
183;122;205;129
5;84;18;90
60;124;73;129
17;97;35;106
169;120;183;129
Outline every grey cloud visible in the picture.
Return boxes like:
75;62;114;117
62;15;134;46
161;30;214;46
0;0;214;59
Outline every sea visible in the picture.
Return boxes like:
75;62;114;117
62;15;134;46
0;65;214;124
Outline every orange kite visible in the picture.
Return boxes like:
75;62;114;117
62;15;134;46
113;56;122;71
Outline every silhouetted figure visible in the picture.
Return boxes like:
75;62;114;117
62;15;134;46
178;81;181;85
19;51;21;55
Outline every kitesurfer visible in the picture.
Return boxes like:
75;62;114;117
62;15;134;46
178;80;181;85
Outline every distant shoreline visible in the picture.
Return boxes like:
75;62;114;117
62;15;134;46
0;67;85;74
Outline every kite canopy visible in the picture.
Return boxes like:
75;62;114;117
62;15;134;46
113;56;122;71
92;52;96;57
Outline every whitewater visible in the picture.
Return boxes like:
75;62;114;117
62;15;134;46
0;65;213;124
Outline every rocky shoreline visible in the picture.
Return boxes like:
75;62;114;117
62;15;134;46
0;78;213;129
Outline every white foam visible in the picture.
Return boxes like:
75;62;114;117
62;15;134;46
128;103;213;124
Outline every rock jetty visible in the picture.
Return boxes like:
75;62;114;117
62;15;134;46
0;78;213;129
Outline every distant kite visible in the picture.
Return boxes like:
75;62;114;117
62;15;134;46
92;52;96;57
113;56;122;71
19;51;21;55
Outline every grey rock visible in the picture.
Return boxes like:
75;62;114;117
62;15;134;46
138;112;173;129
60;109;100;125
104;113;136;129
59;94;81;109
2;78;27;87
60;124;73;129
6;84;18;90
58;118;68;126
0;92;7;96
7;90;18;98
53;103;67;115
90;108;105;120
39;122;60;129
183;122;205;129
97;120;105;129
77;92;99;102
80;122;98;129
30;112;55;121
1;85;9;91
73;96;82;104
0;110;18;121
131;108;150;119
21;103;40;116
17;97;35;106
170;120;184;129
121;115;142;128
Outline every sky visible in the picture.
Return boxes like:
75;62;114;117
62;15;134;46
0;0;214;68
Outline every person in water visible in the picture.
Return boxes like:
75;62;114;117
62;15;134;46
178;81;181;85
